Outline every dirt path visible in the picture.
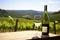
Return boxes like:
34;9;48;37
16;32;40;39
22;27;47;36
0;30;58;40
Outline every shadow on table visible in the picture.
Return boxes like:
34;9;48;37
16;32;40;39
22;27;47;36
27;36;60;40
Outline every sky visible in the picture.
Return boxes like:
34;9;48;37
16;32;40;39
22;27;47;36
0;0;60;11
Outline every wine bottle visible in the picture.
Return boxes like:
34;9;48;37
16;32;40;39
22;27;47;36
42;5;49;37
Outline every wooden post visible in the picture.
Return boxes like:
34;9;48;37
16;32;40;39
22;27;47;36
15;19;18;32
32;24;35;30
54;21;56;34
54;21;58;34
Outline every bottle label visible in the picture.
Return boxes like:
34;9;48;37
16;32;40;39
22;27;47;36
42;27;47;33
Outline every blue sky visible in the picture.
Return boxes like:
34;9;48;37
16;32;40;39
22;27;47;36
0;0;60;11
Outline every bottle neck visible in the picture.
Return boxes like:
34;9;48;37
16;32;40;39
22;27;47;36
43;11;49;24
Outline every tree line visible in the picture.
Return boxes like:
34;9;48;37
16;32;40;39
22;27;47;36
0;9;8;17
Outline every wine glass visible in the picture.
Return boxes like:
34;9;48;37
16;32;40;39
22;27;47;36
32;15;41;39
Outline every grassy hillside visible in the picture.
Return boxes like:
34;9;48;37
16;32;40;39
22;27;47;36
49;11;60;22
0;9;60;22
6;10;60;22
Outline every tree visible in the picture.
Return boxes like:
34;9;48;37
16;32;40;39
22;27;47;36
0;9;8;17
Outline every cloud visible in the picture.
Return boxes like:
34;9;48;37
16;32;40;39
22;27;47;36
40;1;60;5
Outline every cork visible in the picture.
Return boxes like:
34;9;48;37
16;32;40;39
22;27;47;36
44;5;47;11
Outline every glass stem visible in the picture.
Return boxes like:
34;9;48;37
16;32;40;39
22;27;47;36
36;26;38;36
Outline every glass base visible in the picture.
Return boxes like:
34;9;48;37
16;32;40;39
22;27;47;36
41;35;49;38
32;36;39;39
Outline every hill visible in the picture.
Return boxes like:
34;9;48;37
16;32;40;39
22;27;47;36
1;9;60;21
6;10;53;17
49;10;60;22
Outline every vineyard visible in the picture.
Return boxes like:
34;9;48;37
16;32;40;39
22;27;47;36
0;17;60;33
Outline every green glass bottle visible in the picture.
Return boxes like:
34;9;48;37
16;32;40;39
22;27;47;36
42;5;49;37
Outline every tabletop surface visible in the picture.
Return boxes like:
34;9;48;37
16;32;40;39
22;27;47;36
0;30;58;40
